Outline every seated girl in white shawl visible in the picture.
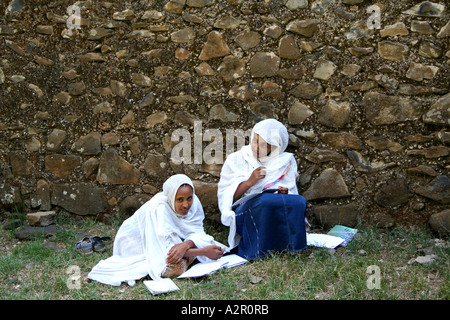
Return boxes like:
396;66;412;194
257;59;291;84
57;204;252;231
218;119;308;260
88;174;225;286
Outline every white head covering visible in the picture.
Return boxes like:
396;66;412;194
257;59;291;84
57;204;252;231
163;174;194;215
251;118;289;163
88;174;217;285
217;119;299;248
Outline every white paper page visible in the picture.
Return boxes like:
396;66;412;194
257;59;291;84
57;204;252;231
177;259;228;279
232;193;259;208
220;254;247;268
143;278;179;295
306;233;345;249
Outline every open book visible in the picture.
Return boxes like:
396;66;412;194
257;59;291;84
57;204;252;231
143;254;248;295
307;225;358;249
232;189;278;208
327;225;358;247
177;254;247;278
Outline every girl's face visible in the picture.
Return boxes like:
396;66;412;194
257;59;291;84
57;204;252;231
174;185;193;216
251;134;272;159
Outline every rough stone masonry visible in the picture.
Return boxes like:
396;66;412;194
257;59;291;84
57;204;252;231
0;0;449;235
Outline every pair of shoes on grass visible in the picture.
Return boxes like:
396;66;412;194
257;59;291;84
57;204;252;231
76;236;111;255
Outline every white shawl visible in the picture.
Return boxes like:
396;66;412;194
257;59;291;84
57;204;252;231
217;119;299;249
88;174;217;286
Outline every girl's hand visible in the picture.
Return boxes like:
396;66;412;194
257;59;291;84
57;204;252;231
278;186;288;194
203;245;225;260
248;166;266;186
166;241;192;264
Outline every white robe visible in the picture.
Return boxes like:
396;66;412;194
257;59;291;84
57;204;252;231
217;119;300;249
88;175;217;286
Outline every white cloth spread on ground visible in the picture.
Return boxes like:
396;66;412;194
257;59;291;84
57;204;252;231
217;119;300;249
88;174;217;286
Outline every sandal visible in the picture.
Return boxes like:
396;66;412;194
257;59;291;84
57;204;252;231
76;237;93;255
91;236;111;253
75;236;111;254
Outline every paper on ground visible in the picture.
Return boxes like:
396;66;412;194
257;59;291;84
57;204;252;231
307;233;345;249
143;278;179;295
220;254;248;268
177;254;248;278
177;259;228;278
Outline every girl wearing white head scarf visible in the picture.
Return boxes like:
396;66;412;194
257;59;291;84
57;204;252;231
88;174;224;286
218;119;307;259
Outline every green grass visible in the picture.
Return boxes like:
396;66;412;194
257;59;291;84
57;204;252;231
0;213;448;300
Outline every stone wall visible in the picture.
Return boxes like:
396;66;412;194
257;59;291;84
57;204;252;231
0;0;449;234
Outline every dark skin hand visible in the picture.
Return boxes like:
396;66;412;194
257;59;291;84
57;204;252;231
166;240;225;264
233;167;289;202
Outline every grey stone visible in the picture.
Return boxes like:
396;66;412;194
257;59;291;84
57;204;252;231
118;194;151;217
437;20;450;38
83;158;99;178
305;148;346;164
235;31;260;50
214;16;244;29
9;152;34;176
423;93;450;126
67;81;86;95
88;27;114;40
35;180;51;211
407;146;449;159
320;132;363;150
51;183;107;215
279;35;301;60
97;149;140;184
26;211;56;227
288;101;314;125
193;180;218;208
406;62;439;81
418;41;442;58
15;224;59;240
286;19;320;37
374;177;411;209
45;154;81;178
209;104;239;122
313;60;337;81
71;132;102;155
290;81;323;99
428;209;450;236
346;150;396;173
313;204;359;228
146;112;168;128
415;175;450;204
249;52;280;78
144;153;170;179
132;73;152;87
199;31;230;61
411;20;435;34
170;27;195;43
378;41;409;61
380;22;408;37
303;168;351;201
403;1;445;17
217;55;245;81
318;100;351;128
363;92;421;125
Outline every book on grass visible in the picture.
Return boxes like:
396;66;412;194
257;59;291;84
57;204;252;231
306;233;344;249
143;278;179;295
327;225;358;247
177;254;248;279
